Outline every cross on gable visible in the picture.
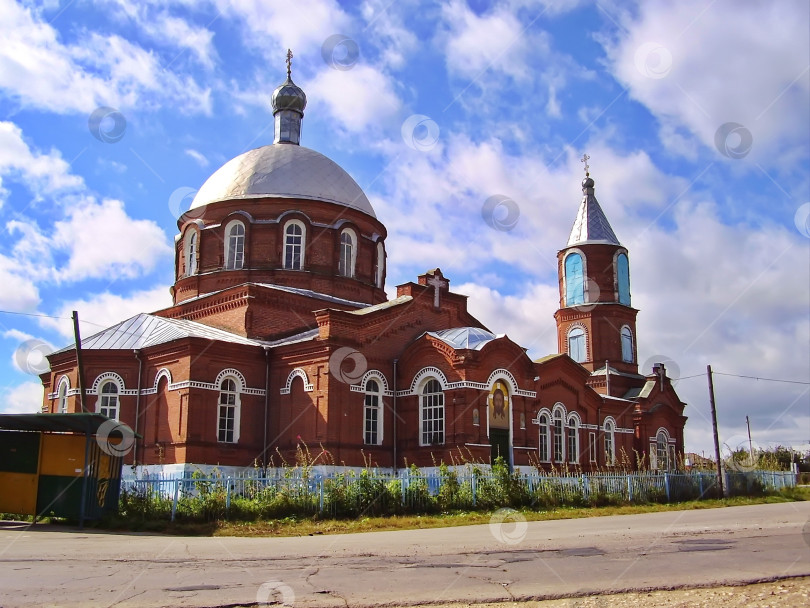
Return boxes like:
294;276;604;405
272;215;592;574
426;273;448;308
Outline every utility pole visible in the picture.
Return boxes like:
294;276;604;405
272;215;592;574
746;415;754;465
707;365;723;497
72;311;88;413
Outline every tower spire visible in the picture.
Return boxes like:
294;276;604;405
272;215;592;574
566;159;620;247
271;49;307;145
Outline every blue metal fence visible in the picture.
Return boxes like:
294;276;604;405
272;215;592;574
118;469;796;522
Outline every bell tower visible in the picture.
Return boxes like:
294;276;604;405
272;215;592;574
554;156;639;383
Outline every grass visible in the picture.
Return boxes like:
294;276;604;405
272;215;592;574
80;485;809;537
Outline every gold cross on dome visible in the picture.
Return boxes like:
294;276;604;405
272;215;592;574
286;49;293;77
581;153;590;176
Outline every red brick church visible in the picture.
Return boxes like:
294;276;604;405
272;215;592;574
41;61;687;474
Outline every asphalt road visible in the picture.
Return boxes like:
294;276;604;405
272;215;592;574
1;502;809;608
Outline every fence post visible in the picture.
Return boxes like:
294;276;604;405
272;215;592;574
699;473;704;498
225;477;231;514
401;469;406;506
171;479;180;522
664;473;670;502
626;474;632;502
319;475;324;514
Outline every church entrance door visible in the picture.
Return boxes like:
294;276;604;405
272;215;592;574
490;428;510;468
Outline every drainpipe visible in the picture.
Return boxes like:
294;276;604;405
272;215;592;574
263;346;271;473
392;359;398;473
134;349;143;467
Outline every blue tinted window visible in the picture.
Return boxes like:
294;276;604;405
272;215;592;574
565;253;584;306
617;253;630;305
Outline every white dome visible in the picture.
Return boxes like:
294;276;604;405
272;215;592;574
189;144;376;218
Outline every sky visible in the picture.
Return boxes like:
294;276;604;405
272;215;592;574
0;0;808;458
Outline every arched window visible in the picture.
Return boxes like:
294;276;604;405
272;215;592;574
567;326;587;363
224;221;245;270
604;419;616;465
338;229;356;278
364;379;382;445
564;252;585;306
185;230;198;276
538;414;550;462
420;378;444;446
567;415;579;463
553;408;565;462
217;378;240;443
57;381;68;414
98;381;119;421
617;252;631;306
621;326;634;363
655;429;670;471
375;241;385;288
283;220;305;270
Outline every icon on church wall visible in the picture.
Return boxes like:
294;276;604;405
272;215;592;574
520;412;526;430
88;106;126;143
481;195;520;232
472;408;479;426
488;381;509;430
321;34;359;71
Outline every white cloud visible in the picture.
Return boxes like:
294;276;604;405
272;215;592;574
0;254;40;312
441;0;539;82
0;121;84;204
0;0;212;115
40;285;173;340
306;65;402;133
50;198;172;281
602;0;810;166
184;148;209;167
1;381;44;414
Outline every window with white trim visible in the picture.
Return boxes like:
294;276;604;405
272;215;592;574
224;221;245;270
283;220;305;270
364;379;382;445
57;381;68;414
553;409;565;462
565;252;585;306
217;378;240;443
589;432;597;462
420;379;444;445
98;381;119;420
604;420;616;465
185;230;198;276
656;430;669;471
338;229;356;278
567;326;586;363
567;416;579;463
621;326;634;363
538;414;550;462
375;241;385;288
617;252;631;306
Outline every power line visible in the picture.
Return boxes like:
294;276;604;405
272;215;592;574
713;371;810;386
0;310;69;321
